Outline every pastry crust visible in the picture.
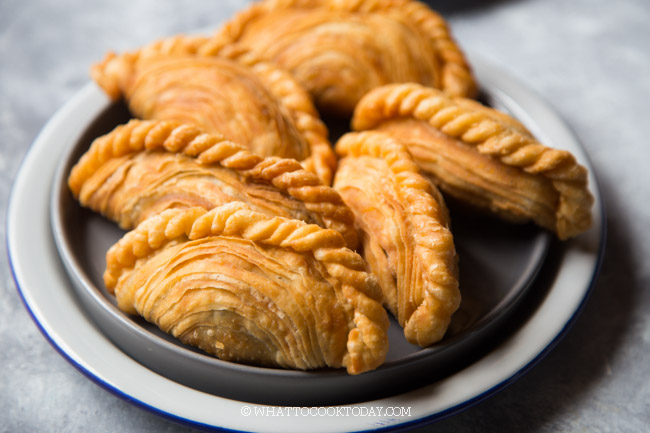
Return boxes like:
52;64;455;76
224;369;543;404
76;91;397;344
91;36;335;184
68;119;357;249
91;35;211;100
201;0;477;116
334;131;459;346
105;202;388;374
352;83;594;239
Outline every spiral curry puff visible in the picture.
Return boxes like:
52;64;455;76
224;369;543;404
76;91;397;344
90;36;335;184
103;202;389;374
334;131;460;347
202;0;477;116
67;119;358;249
352;83;594;240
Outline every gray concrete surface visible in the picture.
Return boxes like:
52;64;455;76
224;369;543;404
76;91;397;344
1;0;649;431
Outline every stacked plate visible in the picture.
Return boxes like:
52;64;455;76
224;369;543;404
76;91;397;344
8;55;605;432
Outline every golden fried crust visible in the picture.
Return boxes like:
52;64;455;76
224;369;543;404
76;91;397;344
91;36;335;184
334;131;459;347
90;35;212;100
127;57;311;162
352;83;594;240
68;119;357;249
201;0;476;116
105;203;388;374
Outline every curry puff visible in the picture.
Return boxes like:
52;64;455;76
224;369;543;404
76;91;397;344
91;37;335;184
202;0;477;116
334;131;459;347
352;83;594;240
103;202;389;374
68;119;357;249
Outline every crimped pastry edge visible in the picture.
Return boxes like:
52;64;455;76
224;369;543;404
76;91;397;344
352;83;594;239
90;35;336;184
335;130;460;346
202;0;477;99
104;202;388;374
68;119;357;249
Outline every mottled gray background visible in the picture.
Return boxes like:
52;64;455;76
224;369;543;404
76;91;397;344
1;0;649;431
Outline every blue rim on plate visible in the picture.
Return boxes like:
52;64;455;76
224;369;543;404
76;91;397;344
7;54;606;432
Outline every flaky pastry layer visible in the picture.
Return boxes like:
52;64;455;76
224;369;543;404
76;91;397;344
352;83;594;239
334;131;459;346
105;202;388;374
201;0;477;116
68;119;357;249
91;36;335;184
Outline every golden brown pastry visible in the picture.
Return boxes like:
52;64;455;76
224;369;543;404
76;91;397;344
91;35;211;100
352;83;594;240
91;37;335;184
201;0;477;116
104;202;389;374
68;119;357;249
334;131;459;347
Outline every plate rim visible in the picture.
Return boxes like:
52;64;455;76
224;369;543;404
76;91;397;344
6;55;606;432
47;100;554;390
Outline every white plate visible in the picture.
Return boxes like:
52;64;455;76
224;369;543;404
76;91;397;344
8;56;605;432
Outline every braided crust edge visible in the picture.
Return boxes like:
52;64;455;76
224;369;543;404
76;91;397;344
104;202;388;374
201;0;477;98
90;35;212;100
68;119;357;248
335;131;459;346
352;83;594;239
90;35;336;184
244;61;336;185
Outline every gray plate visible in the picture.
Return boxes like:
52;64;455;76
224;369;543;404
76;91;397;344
51;92;551;407
7;54;603;431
